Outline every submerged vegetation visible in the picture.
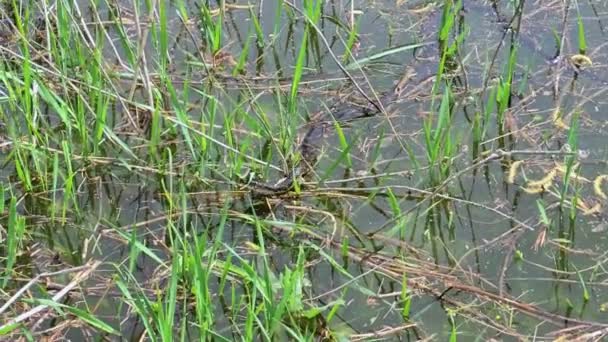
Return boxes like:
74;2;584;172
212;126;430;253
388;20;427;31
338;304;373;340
1;0;608;340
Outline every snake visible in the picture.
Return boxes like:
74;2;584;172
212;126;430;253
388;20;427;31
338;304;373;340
244;67;416;197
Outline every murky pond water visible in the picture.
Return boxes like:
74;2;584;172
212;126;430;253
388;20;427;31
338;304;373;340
1;0;608;340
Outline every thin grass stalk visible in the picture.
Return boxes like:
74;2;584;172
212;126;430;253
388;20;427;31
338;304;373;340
2;197;25;288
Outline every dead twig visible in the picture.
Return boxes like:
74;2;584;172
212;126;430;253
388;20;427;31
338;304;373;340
0;261;101;331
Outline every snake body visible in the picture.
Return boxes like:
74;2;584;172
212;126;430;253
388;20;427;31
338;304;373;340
246;68;415;196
